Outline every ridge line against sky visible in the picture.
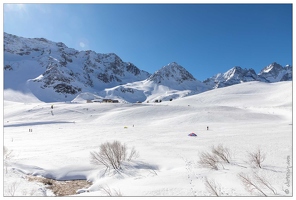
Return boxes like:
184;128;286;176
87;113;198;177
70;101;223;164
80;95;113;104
2;1;293;81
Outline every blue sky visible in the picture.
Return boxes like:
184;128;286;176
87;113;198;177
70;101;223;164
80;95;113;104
3;3;292;81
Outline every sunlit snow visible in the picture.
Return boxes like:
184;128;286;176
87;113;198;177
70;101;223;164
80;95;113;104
3;81;292;196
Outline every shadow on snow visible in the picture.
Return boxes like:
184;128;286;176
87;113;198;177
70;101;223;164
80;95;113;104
4;121;75;127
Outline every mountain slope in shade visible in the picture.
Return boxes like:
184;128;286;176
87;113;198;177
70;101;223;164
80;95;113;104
4;32;150;102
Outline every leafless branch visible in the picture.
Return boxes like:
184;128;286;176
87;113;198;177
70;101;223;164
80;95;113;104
198;151;220;170
204;177;221;196
253;172;277;195
211;144;231;163
248;148;266;168
6;181;20;196
101;185;122;196
90;141;138;171
238;172;267;196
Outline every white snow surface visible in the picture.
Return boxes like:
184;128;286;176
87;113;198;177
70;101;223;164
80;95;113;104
3;81;292;197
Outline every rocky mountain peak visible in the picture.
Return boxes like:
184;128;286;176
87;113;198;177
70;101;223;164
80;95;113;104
258;62;292;82
259;62;283;74
148;62;196;84
203;66;259;89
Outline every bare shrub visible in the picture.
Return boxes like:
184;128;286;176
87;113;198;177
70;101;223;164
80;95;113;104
101;185;122;196
90;141;138;171
204;177;221;196
198;151;220;170
253;172;277;195
4;146;14;160
211;144;231;163
127;146;139;161
248;148;266;168
21;188;37;196
5;181;20;196
4;146;14;173
238;172;267;196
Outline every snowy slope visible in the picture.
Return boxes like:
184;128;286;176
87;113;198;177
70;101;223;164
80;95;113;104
3;81;292;196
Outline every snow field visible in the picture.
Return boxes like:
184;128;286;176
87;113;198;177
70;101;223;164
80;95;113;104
3;81;292;196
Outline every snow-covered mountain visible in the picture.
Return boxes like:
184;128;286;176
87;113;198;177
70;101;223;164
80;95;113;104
203;63;292;89
258;62;292;83
148;62;196;85
4;32;292;103
97;62;211;103
203;67;258;89
4;32;150;102
3;33;210;103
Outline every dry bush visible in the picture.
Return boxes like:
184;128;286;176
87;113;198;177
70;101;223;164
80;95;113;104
198;151;220;170
5;181;20;196
4;146;14;173
127;146;139;161
238;172;267;196
101;185;122;196
211;144;231;163
4;146;14;160
90;140;138;171
204;177;221;196
253;172;277;195
198;144;231;170
248;148;266;168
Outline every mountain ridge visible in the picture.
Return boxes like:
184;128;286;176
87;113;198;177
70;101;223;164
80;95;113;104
4;32;292;103
203;63;292;89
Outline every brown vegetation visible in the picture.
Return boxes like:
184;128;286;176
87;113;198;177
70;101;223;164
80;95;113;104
27;175;92;196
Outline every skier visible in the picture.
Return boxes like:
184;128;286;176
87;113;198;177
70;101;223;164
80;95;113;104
207;126;209;131
51;105;53;109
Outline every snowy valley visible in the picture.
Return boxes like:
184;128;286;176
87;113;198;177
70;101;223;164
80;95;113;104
3;81;292;196
3;32;293;197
